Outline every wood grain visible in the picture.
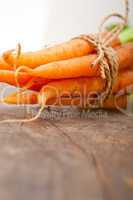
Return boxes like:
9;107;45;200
0;105;133;200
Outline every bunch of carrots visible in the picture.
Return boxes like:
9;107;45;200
0;26;133;111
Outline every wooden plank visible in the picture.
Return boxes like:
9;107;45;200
0;105;133;200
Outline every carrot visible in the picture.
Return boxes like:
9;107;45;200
2;89;129;110
113;70;133;93
1;80;131;124
24;43;133;79
103;95;128;109
0;56;12;70
0;70;51;91
1;69;132;105
46;95;128;109
0;70;31;86
2;39;94;68
38;69;133;105
3;28;133;69
2;91;38;105
29;77;52;91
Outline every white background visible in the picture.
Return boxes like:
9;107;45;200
0;0;132;52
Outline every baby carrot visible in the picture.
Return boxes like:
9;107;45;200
3;28;133;69
26;43;133;79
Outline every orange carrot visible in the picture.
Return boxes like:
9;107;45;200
46;95;128;109
0;56;12;70
0;70;51;91
2;39;93;68
38;69;133;105
25;43;133;79
29;77;52;91
113;70;133;93
2;32;124;69
2;91;38;105
1;69;132;104
2;90;128;110
0;70;31;86
103;95;127;109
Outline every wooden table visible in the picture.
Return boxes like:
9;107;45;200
0;105;133;200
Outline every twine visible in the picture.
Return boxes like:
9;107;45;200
76;0;129;105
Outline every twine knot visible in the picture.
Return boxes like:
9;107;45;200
78;0;129;104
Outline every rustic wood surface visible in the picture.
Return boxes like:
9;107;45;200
0;105;133;200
